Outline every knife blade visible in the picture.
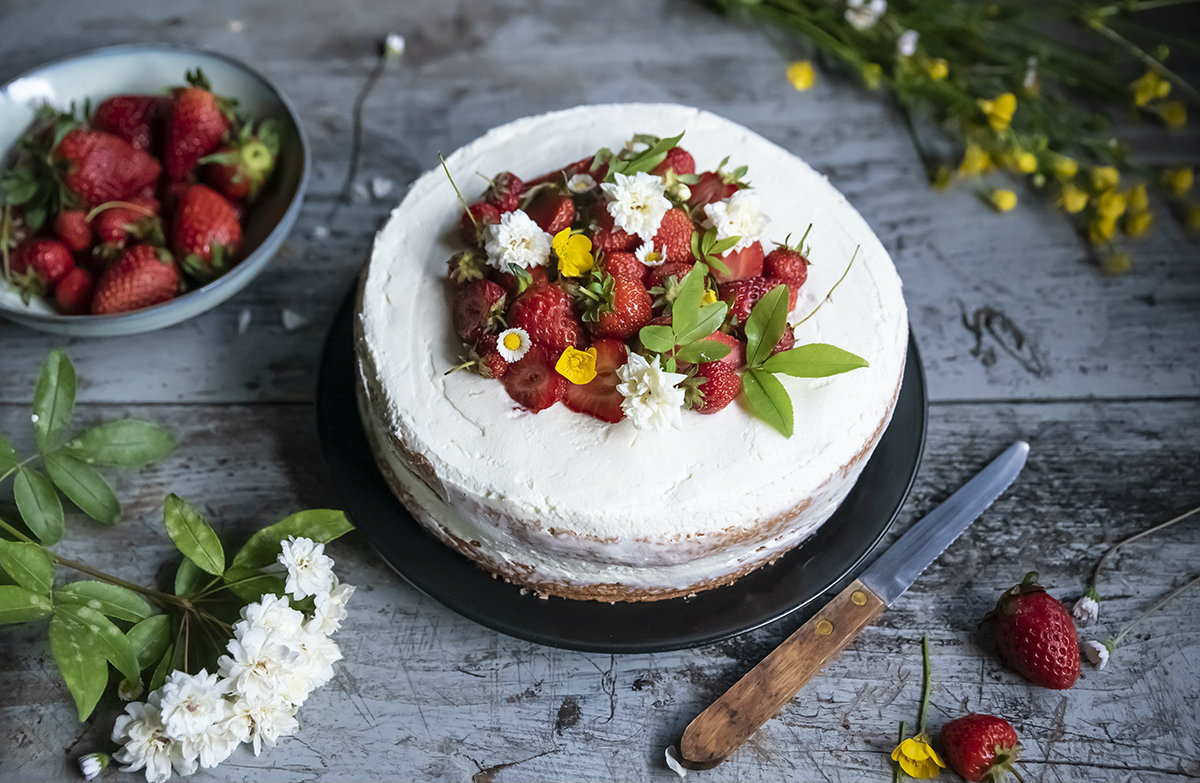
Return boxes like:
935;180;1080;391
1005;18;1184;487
677;440;1030;770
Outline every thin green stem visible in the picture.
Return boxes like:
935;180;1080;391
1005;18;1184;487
0;454;41;485
0;515;37;545
893;720;907;783
796;246;858;326
917;635;933;735
1090;504;1200;592
1121;0;1200;12
1085;18;1200;104
1111;573;1200;648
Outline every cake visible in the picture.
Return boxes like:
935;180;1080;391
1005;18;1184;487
356;104;908;602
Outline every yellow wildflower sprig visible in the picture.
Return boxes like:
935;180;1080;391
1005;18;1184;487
891;636;945;780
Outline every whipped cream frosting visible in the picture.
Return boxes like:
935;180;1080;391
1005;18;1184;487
357;104;908;597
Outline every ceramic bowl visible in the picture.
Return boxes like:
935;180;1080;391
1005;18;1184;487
0;44;309;336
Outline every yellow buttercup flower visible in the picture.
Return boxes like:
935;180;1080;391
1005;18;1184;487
787;60;815;91
1092;166;1120;192
1163;167;1193;196
926;58;949;81
1158;100;1187;129
957;143;992;177
1057;184;1089;214
978;92;1017;131
862;63;884;89
1089;214;1117;244
1013;150;1037;174
555;346;598;385
1130;69;1171;107
1102;252;1132;276
552;228;594;277
1053;155;1078;179
702;289;718;305
891;735;946;779
1126;184;1149;213
989;189;1017;212
1095;189;1127;220
1124;210;1153;238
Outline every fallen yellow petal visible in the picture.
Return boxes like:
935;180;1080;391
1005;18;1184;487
1125;210;1153;237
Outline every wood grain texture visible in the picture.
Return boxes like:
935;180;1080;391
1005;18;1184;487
680;579;886;768
0;0;1198;781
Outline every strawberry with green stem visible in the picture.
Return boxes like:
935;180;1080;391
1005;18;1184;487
987;571;1080;689
171;184;243;283
200;119;283;201
940;714;1025;783
165;69;237;180
573;267;652;341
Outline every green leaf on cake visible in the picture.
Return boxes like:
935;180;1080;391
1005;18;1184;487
607;131;685;178
56;581;152;623
762;343;870;377
14;467;64;544
0;539;55;595
741;368;794;438
64;420;176;466
639;324;675;353
0;584;53;625
163;494;225;577
670;263;708;339
32;350;76;453
743;284;789;368
44;452;120;525
675;339;732;365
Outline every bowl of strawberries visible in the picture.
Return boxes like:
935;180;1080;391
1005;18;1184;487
0;44;308;336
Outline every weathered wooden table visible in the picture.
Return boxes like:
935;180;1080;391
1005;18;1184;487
2;1;1198;781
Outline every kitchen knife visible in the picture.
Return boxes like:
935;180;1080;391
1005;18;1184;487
678;440;1030;770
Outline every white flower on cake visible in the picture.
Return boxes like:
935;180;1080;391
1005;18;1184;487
308;580;356;635
616;352;688;431
635;241;666;267
496;327;532;363
484;209;551;271
702;189;770;252
601;171;672;240
112;694;195;783
278;536;336;599
567;173;596;193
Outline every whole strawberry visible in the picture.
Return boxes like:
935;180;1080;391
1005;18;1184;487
172;184;243;282
651;146;696;177
576;270;652;341
10;238;74;294
719;277;790;330
165;69;236;180
458;202;502;248
988;571;1080;689
484;171;523;213
763;242;809;306
55;128;162;208
525;189;574;235
54;267;94;315
201;119;282;201
91;245;179;314
598;251;646;283
650;208;695;265
509;283;585;351
92;94;171;152
691;360;742;414
55;210;93;253
591;202;638;253
940;714;1022;783
93;197;163;260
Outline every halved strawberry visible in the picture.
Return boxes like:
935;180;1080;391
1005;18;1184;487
458;202;502;247
687;170;739;210
719;277;789;330
509;283;585;351
705;330;747;369
524;189;574;234
502;345;566;412
452;279;506;342
772;326;796;355
711;241;764;283
563;338;627;423
650;208;695;264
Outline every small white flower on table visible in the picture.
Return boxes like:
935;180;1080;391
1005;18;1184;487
78;753;109;781
1083;639;1110;670
616;352;688;431
484;209;552;271
1072;594;1099;623
278;536;337;599
601;171;672;240
702;189;770;252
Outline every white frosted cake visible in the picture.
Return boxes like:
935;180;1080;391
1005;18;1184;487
356;104;908;602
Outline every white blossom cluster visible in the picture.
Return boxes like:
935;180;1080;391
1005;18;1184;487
110;537;354;783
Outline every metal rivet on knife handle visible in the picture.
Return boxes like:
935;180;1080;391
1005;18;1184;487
815;619;833;636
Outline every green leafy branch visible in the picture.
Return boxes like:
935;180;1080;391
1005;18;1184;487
593;131;686;181
690;226;740;276
638;262;731;372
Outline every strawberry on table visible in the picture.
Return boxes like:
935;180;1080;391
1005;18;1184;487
10;238;74;293
452;279;507;342
165;69;236;180
54;267;94;315
501;345;567;412
171;184;243;283
939;714;1023;783
92;94;170;152
988;571;1081;690
91;245;180;314
691;360;742;414
650;208;695;265
201;119;282;201
509;283;585;351
563;338;628;422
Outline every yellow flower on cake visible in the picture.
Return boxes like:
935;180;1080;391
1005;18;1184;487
978;92;1016;131
702;289;718;306
552;228;594;277
787;60;815;91
1130;69;1171;107
555;346;598;385
496;328;531;363
1163;167;1193;196
891;735;945;779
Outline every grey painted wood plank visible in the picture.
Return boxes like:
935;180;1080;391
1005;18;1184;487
0;398;1197;782
0;0;1198;405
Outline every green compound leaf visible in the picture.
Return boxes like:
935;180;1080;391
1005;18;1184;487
670;262;709;340
14;467;64;545
56;603;141;683
639;324;675;353
43;452;120;525
65;420;176;466
674;301;727;346
744;284;790;368
741;368;794;437
0;584;53;625
761;343;870;378
163;495;225;576
127;614;172;670
0;539;55;594
32;350;76;453
675;339;732;365
49;611;108;721
0;434;16;473
56;581;152;623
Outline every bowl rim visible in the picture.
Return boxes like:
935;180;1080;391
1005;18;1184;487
0;42;311;326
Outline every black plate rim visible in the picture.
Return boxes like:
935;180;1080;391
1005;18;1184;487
317;286;927;653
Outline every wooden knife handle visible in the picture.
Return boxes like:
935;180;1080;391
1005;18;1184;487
679;578;886;769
